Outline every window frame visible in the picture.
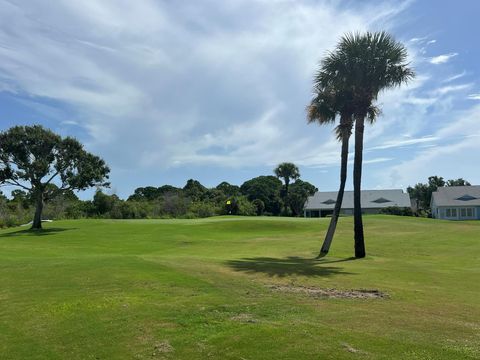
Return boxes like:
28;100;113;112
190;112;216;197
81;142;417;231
445;208;457;218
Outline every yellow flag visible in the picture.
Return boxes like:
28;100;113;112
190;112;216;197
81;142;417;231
226;200;231;205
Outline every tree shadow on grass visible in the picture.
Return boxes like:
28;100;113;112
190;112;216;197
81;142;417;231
0;227;75;238
226;256;357;277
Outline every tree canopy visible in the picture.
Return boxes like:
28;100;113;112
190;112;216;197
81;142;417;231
240;175;283;215
288;180;317;216
274;163;300;186
0;125;109;228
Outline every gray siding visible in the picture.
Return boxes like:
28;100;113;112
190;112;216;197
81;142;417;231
305;189;411;217
435;206;478;220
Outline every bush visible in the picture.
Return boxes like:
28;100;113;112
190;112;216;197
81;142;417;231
252;199;265;215
236;197;257;216
162;194;190;217
379;206;413;216
189;202;219;218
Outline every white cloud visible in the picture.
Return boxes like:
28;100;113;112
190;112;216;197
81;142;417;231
467;94;480;100
409;36;428;43
0;0;412;173
432;83;472;96
366;136;438;151
0;0;477;195
442;71;467;83
429;53;458;64
378;105;480;188
363;157;394;164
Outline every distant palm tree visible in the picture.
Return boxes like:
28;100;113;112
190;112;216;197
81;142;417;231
308;88;378;257
274;162;300;215
318;32;414;258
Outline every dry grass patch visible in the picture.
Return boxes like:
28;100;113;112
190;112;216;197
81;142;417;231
267;284;388;299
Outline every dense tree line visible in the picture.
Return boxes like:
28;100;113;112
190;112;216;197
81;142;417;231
0;126;317;228
0;173;317;228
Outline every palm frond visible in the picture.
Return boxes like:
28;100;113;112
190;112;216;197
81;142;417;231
334;114;354;140
366;104;381;124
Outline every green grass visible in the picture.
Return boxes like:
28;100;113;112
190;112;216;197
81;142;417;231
0;216;479;359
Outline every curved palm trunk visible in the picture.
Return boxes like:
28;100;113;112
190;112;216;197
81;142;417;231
31;192;43;230
353;116;366;258
318;121;351;257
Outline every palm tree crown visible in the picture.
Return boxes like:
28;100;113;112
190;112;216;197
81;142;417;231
307;88;354;141
317;31;414;114
274;162;300;186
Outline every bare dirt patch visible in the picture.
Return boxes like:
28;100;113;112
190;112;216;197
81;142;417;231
230;313;257;323
342;342;367;354
152;340;174;356
267;284;388;299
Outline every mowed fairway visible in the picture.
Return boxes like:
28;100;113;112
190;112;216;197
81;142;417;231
0;216;479;359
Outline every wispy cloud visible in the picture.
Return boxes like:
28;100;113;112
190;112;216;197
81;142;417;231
467;94;480;100
433;83;472;96
379;105;480;188
0;0;413;174
0;0;477;195
363;157;394;164
442;71;467;83
367;136;438;151
409;36;428;43
429;53;458;64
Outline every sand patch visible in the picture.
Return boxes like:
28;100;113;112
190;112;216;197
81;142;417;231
267;284;388;299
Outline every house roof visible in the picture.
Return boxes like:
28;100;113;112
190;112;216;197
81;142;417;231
305;189;411;210
431;186;480;207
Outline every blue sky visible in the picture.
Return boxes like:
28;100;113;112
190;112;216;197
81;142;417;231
1;0;479;199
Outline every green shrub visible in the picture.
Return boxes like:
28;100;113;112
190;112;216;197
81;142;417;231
190;202;219;218
252;199;265;215
379;206;413;216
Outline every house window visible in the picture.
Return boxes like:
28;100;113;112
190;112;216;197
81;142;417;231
460;208;474;218
446;208;457;218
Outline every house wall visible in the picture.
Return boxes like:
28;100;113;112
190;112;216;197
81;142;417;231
305;208;385;217
436;206;479;220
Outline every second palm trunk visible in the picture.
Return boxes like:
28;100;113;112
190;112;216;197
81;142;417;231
319;125;351;256
353;117;366;258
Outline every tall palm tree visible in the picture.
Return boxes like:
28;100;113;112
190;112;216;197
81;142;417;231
308;88;378;257
274;162;300;214
318;31;414;258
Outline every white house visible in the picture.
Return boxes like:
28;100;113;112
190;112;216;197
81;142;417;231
431;186;480;220
304;189;411;217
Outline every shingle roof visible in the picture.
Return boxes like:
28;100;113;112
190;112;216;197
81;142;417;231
305;189;411;210
431;186;480;207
